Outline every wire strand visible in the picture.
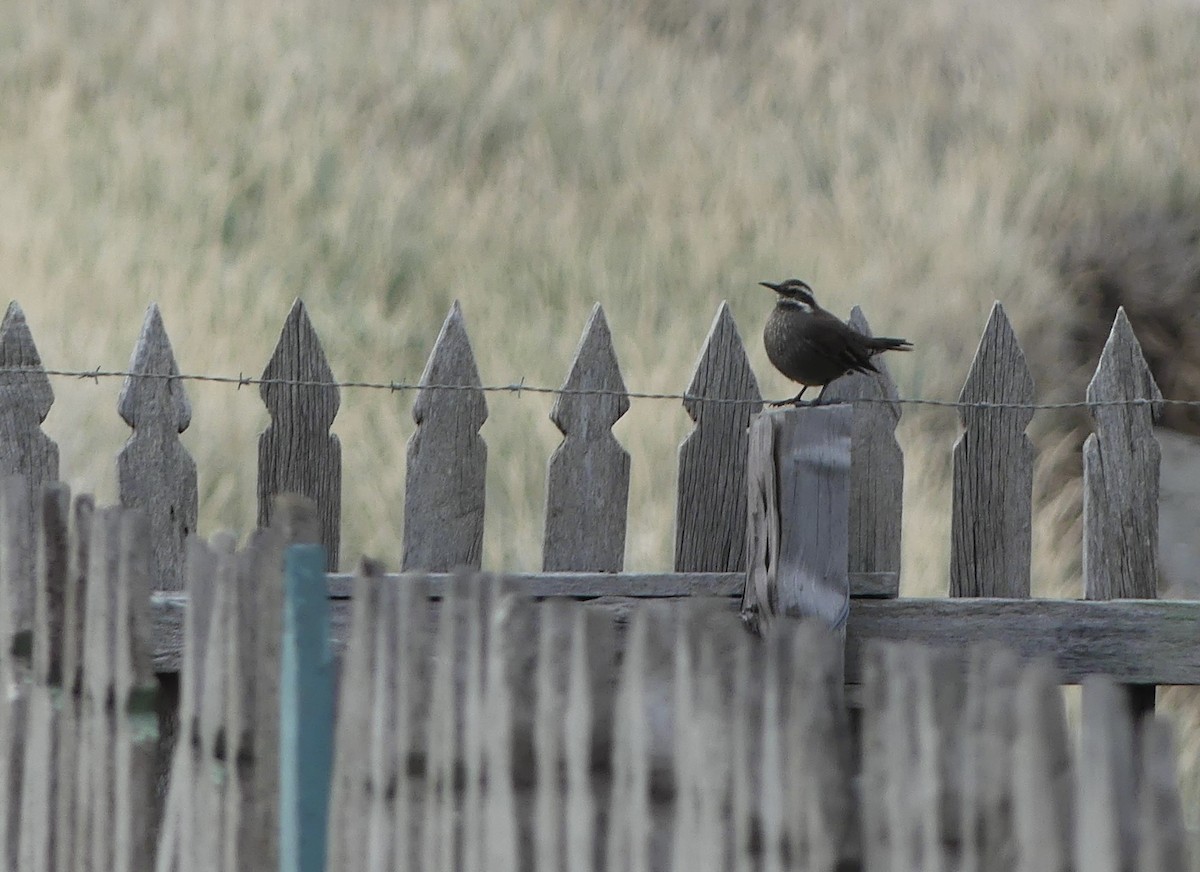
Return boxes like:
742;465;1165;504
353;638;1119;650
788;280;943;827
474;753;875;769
0;366;1191;411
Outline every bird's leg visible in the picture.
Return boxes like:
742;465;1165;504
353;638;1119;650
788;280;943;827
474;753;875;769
809;383;831;406
768;385;808;408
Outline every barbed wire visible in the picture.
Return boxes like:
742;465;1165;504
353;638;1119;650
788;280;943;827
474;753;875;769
1;366;1195;411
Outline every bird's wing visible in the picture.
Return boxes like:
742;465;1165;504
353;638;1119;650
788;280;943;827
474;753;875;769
802;319;880;375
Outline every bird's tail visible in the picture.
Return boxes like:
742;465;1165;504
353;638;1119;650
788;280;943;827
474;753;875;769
867;336;913;353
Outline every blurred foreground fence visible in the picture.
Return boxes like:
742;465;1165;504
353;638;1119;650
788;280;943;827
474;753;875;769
0;485;1190;871
1;295;1198;868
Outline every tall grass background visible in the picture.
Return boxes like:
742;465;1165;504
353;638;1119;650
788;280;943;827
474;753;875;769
4;0;1200;843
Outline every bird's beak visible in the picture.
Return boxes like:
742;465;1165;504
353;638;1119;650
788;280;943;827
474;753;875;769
759;281;781;293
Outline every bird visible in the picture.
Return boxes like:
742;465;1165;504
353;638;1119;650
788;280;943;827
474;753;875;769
760;278;912;406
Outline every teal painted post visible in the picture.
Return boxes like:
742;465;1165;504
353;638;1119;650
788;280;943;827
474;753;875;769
280;544;334;872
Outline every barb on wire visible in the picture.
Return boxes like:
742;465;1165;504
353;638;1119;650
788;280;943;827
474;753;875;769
1;365;1195;411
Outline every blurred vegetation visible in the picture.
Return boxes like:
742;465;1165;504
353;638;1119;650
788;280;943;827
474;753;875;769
3;0;1200;840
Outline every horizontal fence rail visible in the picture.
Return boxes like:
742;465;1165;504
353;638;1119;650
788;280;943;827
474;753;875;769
146;589;1200;683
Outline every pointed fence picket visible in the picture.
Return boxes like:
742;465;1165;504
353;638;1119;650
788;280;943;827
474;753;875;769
118;304;197;592
259;299;342;571
0;303;58;527
1083;308;1165;720
950;302;1035;598
675;302;762;573
544;304;631;572
402;300;488;572
821;306;904;580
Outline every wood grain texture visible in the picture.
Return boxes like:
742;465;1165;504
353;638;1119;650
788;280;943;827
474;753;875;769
0;303;59;521
1083;307;1163;601
743;406;853;633
403;301;487;571
148;592;1200;686
1083;308;1163;720
258;299;342;570
822;306;904;581
743;414;778;627
846;598;1200;684
143;592;1200;701
951;303;1035;598
543;304;630;571
117;304;197;592
323;569;898;600
674;302;762;572
1076;676;1137;872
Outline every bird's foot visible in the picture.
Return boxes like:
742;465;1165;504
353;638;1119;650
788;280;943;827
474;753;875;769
769;390;818;408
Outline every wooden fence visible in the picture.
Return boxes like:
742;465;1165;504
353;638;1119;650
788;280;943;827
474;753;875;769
0;488;1190;870
3;296;1193;684
0;295;1198;868
0;293;1174;585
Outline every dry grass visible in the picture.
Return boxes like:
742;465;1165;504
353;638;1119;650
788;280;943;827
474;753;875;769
5;0;1200;838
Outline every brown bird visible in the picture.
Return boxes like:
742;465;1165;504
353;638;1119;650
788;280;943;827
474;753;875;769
761;278;912;406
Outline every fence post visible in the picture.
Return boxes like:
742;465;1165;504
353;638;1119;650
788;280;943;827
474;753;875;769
743;405;853;643
280;544;333;872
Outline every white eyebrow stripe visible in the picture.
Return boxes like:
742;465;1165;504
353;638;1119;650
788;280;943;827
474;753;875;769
777;298;812;311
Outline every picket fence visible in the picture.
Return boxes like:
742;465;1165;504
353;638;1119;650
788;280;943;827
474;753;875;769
0;295;1197;869
1;296;1194;685
0;485;1190;871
